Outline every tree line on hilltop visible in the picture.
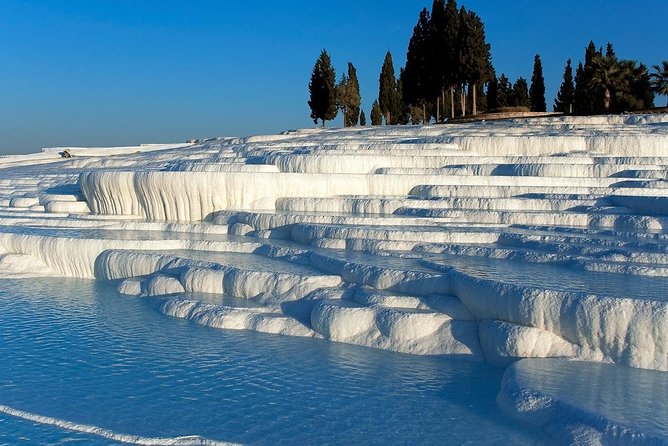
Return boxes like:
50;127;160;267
308;0;668;127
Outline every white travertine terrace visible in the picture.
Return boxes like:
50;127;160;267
0;115;667;443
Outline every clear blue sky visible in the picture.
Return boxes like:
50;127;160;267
1;0;666;154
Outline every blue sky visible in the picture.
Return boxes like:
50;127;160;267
1;0;666;154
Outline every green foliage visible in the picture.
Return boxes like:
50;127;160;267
529;54;547;112
337;62;362;127
486;77;499;110
379;51;400;124
402;8;431;108
410;105;424;124
554;59;574;113
588;50;629;112
474;82;487;113
631;63;655;109
400;0;492;119
496;74;513;107
650;60;668;106
457;7;492;115
605;42;616;60
617;62;654;110
573;62;588;114
443;0;461;81
572;41;655;114
396;69;411;125
370;100;383;126
513;77;530;108
424;0;457;101
574;41;604;114
359;109;367;126
308;50;337;127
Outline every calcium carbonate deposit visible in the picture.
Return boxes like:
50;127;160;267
1;114;667;445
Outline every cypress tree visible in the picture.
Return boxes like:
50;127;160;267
554;59;574;113
513;77;530;108
605;42;616;60
379;51;399;125
336;72;349;125
581;41;603;113
486;76;499;110
474;82;487;113
573;61;587;114
359;109;367;126
397;68;411;125
422;0;460;119
348;63;361;125
455;6;468;115
308;50;337;127
336;63;362;127
529;54;547;112
370;100;383;126
443;0;460;118
403;8;431;121
457;8;492;115
497;74;513;107
424;0;446;110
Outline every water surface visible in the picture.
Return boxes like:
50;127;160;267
0;278;549;445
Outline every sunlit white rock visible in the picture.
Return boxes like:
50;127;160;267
0;114;666;375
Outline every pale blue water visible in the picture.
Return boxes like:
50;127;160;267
0;278;550;445
511;359;668;439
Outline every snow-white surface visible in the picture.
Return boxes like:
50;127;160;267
2;116;667;439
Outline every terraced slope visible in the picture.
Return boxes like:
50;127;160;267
0;116;665;374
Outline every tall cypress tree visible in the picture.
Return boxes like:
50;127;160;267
308;50;337;127
573;61;587;114
581;41;603;114
379;51;399;125
359;109;367;126
348;63;361;125
336;72;350;125
397;68;411;125
554;59;574;113
486;76;499;110
425;0;446;109
337;63;362;127
443;0;460;118
422;0;459;119
402;7;431;121
370;100;383;126
529;54;547;112
496;74;513;107
513;77;530;108
605;42;616;60
458;8;492;115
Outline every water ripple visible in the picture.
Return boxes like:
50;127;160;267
0;278;549;445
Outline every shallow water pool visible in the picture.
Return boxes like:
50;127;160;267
0;278;549;445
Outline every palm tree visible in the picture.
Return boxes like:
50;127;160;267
650;60;668;106
588;53;629;113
